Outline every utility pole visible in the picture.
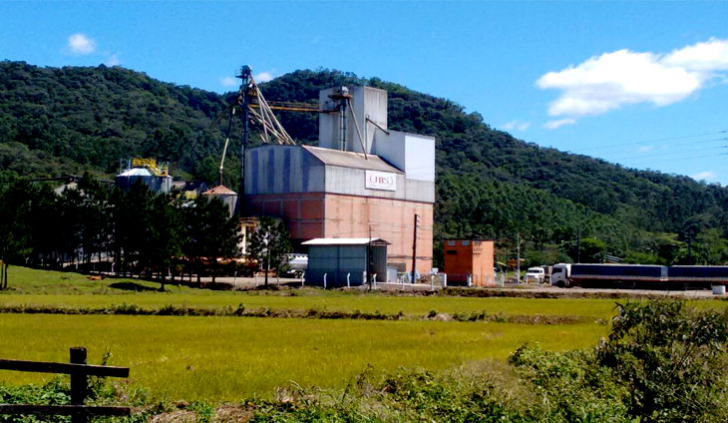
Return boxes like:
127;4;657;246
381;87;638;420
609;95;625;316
368;226;373;291
236;65;252;216
265;236;271;288
516;233;521;283
411;214;419;284
576;227;581;264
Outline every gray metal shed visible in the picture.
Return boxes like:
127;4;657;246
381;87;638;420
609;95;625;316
302;238;389;288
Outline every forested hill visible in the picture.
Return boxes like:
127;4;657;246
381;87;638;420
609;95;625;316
2;61;727;264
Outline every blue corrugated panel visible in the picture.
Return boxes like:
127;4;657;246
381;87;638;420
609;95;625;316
267;149;275;193
251;150;259;194
283;148;291;193
302;152;310;192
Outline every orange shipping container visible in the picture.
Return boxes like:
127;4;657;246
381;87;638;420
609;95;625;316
443;239;495;287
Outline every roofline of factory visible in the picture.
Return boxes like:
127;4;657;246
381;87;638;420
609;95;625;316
302;237;391;246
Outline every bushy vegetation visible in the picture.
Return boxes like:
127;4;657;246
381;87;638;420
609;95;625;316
239;300;728;422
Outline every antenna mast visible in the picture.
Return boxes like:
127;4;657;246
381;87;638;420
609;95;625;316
236;65;253;216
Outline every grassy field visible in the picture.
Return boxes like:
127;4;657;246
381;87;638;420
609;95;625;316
0;266;623;319
1;265;717;403
0;314;605;401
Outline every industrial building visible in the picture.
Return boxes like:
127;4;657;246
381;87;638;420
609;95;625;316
202;185;238;217
115;158;172;194
302;238;389;287
443;239;495;287
245;85;435;275
199;186;258;257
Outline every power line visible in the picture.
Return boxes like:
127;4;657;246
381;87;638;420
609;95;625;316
600;142;727;163
596;137;727;159
567;129;728;154
623;153;726;167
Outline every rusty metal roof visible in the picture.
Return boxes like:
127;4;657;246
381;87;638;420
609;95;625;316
202;185;238;195
302;145;402;173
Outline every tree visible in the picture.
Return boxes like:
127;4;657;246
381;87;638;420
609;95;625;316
248;216;291;288
182;195;241;285
110;181;154;277
0;180;36;290
563;237;607;263
144;194;185;291
77;172;112;269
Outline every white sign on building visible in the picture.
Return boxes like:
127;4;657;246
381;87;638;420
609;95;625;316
365;170;397;191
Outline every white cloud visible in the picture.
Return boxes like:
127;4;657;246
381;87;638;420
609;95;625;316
105;53;121;66
544;118;576;130
501;120;531;131
220;76;238;87
691;171;716;181
67;33;96;55
638;145;655;153
254;72;274;83
537;38;728;120
663;38;728;72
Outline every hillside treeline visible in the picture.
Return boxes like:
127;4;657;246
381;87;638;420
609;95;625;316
0;176;240;290
2;61;728;264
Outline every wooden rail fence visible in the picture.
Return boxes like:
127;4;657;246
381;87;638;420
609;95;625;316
0;347;130;422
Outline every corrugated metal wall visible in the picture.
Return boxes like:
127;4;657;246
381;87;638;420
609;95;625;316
306;244;388;287
307;245;366;287
246;145;434;203
246;146;325;195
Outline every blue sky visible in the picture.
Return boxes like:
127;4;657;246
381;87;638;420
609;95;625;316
2;1;728;184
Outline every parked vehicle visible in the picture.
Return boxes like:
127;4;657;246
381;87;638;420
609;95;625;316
551;263;728;290
524;267;545;283
550;263;667;288
284;253;308;278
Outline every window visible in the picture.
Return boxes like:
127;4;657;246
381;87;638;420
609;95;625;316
461;240;469;246
447;241;456;246
446;250;457;255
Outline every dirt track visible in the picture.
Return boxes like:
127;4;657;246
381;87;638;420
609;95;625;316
203;275;725;299
496;283;720;299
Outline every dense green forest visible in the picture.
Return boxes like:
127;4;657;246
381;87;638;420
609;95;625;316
1;60;727;265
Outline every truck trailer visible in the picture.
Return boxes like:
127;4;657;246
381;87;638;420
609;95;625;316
550;263;668;288
667;266;728;287
551;263;728;290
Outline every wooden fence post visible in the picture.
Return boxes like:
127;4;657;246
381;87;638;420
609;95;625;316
70;347;88;423
0;348;130;420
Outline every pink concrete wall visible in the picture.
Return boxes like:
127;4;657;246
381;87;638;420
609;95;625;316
323;194;433;274
246;193;433;274
246;193;325;240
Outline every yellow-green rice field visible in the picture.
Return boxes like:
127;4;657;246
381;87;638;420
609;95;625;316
0;265;718;402
0;314;604;401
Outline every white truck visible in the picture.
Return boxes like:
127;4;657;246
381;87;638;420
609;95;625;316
524;267;546;284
